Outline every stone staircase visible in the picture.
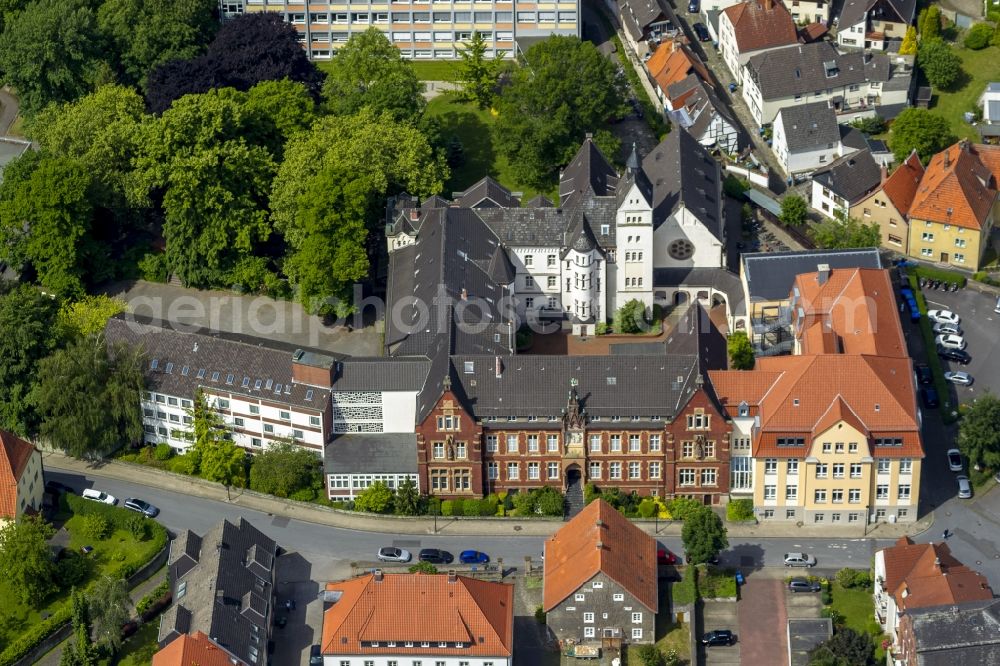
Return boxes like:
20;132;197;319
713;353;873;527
565;477;585;519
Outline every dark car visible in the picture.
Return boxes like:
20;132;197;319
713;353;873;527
937;345;971;365
688;0;700;11
459;550;490;564
123;498;160;518
657;548;678;565
45;480;74;495
920;387;939;409
788;577;822;593
914;364;933;385
693;22;711;41
418;548;454;565
309;645;323;666
701;630;735;646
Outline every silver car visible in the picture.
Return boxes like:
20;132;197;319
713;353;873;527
783;552;817;567
377;546;412;563
957;476;972;499
933;322;962;336
944;371;973;386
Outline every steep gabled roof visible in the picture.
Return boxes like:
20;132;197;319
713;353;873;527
839;0;916;31
559;137;619;206
722;0;798;53
153;631;244;666
642;130;725;239
0;430;36;519
321;573;513;657
811;149;882;203
544;499;657;612
909;142;1000;231
454;176;521;209
881;537;993;612
880;150;924;216
776;101;839;153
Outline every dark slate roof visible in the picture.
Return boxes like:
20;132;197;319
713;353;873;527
642;130;725;240
333;357;430;392
777;102;840;152
653;267;747;316
907;600;1000;666
449;353;701;420
454;176;521;209
618;0;666;41
741;248;883;301
560;138;620;206
668;75;739;146
811;148;882;202
524;194;554;208
564;212;600;253
838;0;916;31
160;518;278;666
324;433;419;474
104;315;332;411
839;124;870;152
746;42;890;101
788;619;833;666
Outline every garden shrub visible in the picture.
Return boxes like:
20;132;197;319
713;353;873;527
836;568;873;589
633;644;665;666
638;498;658;518
135;580;171;618
440;500;455;516
289;488;316;502
0;605;72;665
55;549;92;587
534;605;546;624
427;497;442;516
535;487;565;516
667;497;703;521
821;607;845;626
726;499;755;522
450;498;465;517
153;443;174;461
964;22;993;49
512;490;536;515
81;513;111;540
125;514;148;541
168;451;200;475
584;482;600;504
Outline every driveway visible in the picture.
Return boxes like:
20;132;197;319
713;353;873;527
273;552;324;666
699;599;740;665
736;576;786;666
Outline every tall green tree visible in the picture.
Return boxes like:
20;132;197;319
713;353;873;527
56;295;128;341
61;588;99;666
0;152;100;296
354;481;394;513
0;285;62;438
918;5;941;39
0;515;58;604
271;111;447;313
681;506;728;565
457;32;504;109
899;26;917;55
727;331;755;370
248;440;322;498
0;0;105;114
321;27;424;122
779;194;808;227
958;391;1000;471
88;576;131;653
394;477;421;516
493;36;627;187
888;108;955;163
807;628;874;666
917;39;962;89
97;0;217;85
189;390;246;490
811;216;881;249
33;335;145;458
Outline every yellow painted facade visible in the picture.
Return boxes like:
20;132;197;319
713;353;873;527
905;212;995;272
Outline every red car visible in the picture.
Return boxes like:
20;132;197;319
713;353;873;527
657;548;678;565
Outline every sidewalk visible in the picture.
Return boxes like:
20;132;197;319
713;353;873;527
43;450;934;540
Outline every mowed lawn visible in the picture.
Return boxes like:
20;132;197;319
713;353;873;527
930;45;1000;141
424;92;557;202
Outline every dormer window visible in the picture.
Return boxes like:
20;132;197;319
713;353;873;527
738;401;749;417
824;60;839;77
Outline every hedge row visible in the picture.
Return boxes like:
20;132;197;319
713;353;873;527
0;606;72;666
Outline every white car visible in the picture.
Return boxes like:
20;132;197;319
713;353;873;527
947;449;963;472
376;547;412;563
783;552;817;567
928;310;961;325
944;371;973;386
957;475;972;499
935;334;967;350
81;488;117;505
932;322;962;336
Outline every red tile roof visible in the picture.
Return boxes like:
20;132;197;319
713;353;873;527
0;430;36;519
882;537;993;612
909;142;998;231
543;499;657;612
881;150;925;217
152;632;243;666
722;0;798;53
321;573;513;658
648;42;712;95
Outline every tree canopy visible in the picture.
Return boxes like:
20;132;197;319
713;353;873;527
888;108;955;163
811;216;881;249
457;31;505;109
727;331;755;370
493;36;626;187
0;515;58;604
321;28;424;122
917;39;962;90
958;391;1000;471
779;194;808;227
248;441;322;498
681;506;728;564
807;628;874;666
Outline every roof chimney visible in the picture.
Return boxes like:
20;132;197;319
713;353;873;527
763;0;773;10
595;519;604;528
495;356;503;378
817;263;831;285
880;165;888;184
374;568;384;582
215;589;225;603
448;570;458;583
943;148;951;168
460;288;468;300
596;541;605;550
409;209;419;222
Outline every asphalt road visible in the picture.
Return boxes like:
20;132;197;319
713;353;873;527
46;466;892;575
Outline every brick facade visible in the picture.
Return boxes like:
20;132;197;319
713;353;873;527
665;389;732;505
415;387;485;497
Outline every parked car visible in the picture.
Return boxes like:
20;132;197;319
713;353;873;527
45;480;74;495
309;645;323;666
418;548;454;565
947;448;963;472
995;296;1000;315
377;547;411;563
783;552;816;567
459;550;490;564
658;548;678;565
957;475;972;499
944;371;973;386
81;488;117;505
693;22;711;41
935;334;967;350
701;630;735;646
928;310;960;325
920;387;939;409
914;364;933;385
937;346;971;365
788;577;821;593
932;322;963;336
688;0;700;11
123;498;160;518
